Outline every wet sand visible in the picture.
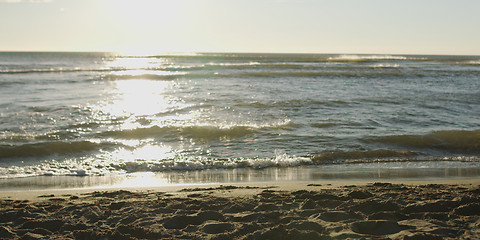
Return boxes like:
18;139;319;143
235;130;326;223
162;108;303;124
1;180;480;239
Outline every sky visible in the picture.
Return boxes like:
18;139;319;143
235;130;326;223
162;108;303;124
1;0;480;55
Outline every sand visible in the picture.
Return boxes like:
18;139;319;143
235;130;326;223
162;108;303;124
1;179;480;239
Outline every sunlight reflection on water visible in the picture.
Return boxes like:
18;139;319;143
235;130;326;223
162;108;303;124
97;80;179;117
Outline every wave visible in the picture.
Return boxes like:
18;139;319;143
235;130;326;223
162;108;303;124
3;58;477;81
365;129;480;153
209;69;480;79
205;71;411;79
0;141;119;159
177;68;474;80
201;62;337;70
234;99;349;109
171;61;477;73
3;147;480;179
100;121;294;140
3;54;477;75
456;60;480;65
206;62;261;67
0;66;189;76
166;54;480;67
328;55;409;62
152;53;414;61
311;123;341;128
371;63;401;68
105;72;187;80
0;67;126;74
123;52;201;58
0;151;313;178
113;152;312;173
124;53;477;67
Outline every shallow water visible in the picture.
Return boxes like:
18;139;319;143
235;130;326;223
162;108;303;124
2;163;480;191
1;52;480;184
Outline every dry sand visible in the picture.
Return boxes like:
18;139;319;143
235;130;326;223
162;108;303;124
1;179;480;239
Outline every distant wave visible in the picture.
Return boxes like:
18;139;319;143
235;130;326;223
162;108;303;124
4;53;477;75
203;71;411;79
371;63;401;68
0;80;26;86
0;69;423;84
364;129;480;153
105;72;187;80
456;60;480;65
206;62;261;67
188;54;480;66
0;67;123;74
2;56;478;78
327;55;409;61
311;123;342;128
234;99;349;109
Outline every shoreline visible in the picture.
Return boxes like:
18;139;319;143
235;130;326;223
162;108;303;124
1;178;479;239
2;164;480;192
2;177;480;200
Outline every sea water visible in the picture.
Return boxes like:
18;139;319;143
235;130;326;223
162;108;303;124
1;52;480;189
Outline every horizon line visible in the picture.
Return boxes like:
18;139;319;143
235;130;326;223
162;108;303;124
1;50;480;57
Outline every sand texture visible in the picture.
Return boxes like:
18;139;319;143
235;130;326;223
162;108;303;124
1;182;480;239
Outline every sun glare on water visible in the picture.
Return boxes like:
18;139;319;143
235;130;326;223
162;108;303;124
85;53;196;176
90;56;191;131
108;80;173;116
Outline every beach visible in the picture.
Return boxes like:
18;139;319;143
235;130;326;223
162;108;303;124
1;0;480;237
1;179;479;239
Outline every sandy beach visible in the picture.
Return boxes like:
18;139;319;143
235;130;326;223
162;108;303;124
1;179;479;239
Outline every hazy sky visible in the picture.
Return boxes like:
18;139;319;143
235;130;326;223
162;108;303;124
1;0;479;55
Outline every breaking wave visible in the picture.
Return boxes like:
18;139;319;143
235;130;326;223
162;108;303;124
115;152;312;173
0;151;313;179
457;60;480;65
2;147;480;179
327;55;409;61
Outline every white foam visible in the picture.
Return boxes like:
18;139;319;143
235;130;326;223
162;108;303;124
207;62;261;67
0;150;312;179
463;60;480;65
372;63;401;68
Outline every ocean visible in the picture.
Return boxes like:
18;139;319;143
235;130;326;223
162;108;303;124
1;52;480;189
